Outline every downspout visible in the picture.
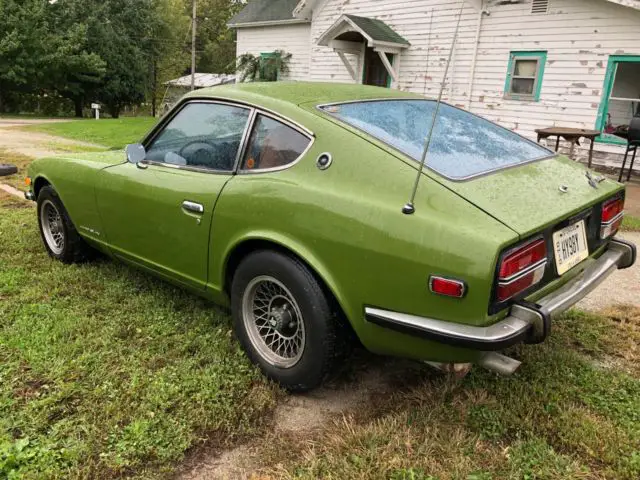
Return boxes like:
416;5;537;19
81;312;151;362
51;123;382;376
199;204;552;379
466;1;485;110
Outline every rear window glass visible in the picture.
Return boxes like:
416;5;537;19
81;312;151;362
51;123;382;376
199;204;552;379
319;100;552;180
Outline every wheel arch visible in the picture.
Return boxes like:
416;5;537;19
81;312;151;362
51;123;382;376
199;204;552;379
33;175;53;198
222;236;356;335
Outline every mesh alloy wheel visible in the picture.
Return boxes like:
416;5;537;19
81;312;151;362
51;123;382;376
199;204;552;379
241;275;306;368
40;199;65;255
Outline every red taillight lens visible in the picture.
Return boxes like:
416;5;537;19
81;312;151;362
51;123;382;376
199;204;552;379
499;238;547;279
602;197;624;223
430;276;466;298
600;197;624;239
497;238;547;302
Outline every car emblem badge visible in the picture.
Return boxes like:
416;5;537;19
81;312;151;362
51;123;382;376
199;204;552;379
559;185;569;193
585;171;604;189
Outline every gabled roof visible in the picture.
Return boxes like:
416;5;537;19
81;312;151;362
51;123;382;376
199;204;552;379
228;0;308;27
231;0;640;29
317;14;410;48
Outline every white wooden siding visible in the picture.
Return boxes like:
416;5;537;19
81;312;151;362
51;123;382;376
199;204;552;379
306;0;640;154
236;24;312;81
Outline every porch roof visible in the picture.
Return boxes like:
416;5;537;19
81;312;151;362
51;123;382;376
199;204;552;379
317;14;410;48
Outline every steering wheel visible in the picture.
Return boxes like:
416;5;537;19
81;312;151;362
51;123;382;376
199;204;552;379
178;140;217;167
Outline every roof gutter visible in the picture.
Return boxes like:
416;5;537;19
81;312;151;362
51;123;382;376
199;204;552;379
228;18;311;28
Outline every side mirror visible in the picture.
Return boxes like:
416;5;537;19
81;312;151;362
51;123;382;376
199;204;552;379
125;143;146;164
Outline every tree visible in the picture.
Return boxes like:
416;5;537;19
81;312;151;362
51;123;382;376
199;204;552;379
44;1;107;117
0;0;244;116
194;0;243;74
0;0;49;111
146;0;191;116
80;0;156;118
0;0;105;116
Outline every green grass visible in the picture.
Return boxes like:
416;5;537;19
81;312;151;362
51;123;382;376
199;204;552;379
21;117;158;150
622;215;640;232
254;308;640;480
1;186;639;479
0;199;277;479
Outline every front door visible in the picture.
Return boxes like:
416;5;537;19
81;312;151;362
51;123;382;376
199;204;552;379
96;101;251;289
363;48;393;88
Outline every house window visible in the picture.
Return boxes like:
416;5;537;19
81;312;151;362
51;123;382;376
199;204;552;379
504;51;547;101
595;55;640;145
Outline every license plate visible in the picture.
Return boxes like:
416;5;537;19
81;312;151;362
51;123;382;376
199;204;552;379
553;220;589;275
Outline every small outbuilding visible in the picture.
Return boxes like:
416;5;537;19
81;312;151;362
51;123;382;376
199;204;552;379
161;73;236;115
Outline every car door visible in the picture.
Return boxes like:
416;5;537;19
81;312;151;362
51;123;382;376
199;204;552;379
96;100;252;290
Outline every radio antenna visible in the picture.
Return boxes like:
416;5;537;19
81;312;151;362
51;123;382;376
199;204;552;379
403;0;466;215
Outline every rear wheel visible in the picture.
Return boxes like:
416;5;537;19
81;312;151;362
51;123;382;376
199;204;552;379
37;186;93;263
231;250;346;391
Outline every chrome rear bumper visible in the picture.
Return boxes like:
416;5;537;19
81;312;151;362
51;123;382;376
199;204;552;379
365;238;636;350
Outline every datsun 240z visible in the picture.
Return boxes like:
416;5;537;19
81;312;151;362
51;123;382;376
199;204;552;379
25;83;636;390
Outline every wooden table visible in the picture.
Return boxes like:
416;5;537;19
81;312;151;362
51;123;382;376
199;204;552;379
535;127;601;168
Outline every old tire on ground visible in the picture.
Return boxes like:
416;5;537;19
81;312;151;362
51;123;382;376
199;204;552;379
231;250;346;391
37;186;93;263
0;164;18;177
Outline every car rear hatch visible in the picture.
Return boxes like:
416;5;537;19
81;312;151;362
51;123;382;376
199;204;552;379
434;155;622;238
432;155;625;314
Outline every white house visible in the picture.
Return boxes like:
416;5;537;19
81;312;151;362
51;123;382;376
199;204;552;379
229;0;640;171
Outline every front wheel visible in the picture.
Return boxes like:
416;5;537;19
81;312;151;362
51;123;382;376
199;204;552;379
231;250;346;391
37;186;93;263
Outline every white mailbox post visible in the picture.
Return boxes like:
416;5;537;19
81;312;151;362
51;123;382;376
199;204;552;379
91;103;101;120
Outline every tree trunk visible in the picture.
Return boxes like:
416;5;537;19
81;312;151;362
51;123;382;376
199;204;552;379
74;98;83;118
109;104;120;119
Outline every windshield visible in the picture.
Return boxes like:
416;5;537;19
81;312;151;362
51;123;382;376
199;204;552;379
319;100;552;180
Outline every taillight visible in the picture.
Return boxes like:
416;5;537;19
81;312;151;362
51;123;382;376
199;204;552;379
429;276;466;298
496;238;547;302
600;197;624;239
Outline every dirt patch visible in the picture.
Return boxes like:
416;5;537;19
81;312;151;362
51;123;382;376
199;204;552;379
0;189;31;208
178;355;429;480
0;120;104;158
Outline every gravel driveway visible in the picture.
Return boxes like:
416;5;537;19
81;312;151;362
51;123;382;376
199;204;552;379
578;231;640;311
0;119;103;158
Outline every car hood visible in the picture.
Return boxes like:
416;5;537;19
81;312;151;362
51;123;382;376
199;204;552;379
434;156;622;237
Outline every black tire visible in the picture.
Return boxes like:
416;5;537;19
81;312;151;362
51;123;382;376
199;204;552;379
231;250;346;391
0;163;18;177
36;186;93;263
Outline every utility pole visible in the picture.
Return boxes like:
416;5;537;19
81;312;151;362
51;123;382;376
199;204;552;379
191;0;197;91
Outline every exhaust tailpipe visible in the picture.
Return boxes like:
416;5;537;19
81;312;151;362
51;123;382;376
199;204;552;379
478;352;521;376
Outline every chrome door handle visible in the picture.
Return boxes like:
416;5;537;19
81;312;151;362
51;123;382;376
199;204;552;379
182;201;204;214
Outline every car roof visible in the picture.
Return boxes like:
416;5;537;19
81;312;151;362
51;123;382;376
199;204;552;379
186;82;421;108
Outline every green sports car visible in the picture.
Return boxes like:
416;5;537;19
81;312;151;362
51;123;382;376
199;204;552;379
25;83;636;390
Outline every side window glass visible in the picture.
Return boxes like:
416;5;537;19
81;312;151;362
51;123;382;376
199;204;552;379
241;115;310;171
146;102;250;171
